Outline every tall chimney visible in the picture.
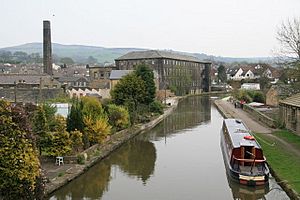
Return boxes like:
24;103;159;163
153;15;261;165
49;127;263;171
43;20;53;75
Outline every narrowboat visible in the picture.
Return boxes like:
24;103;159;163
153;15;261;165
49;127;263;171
220;119;269;186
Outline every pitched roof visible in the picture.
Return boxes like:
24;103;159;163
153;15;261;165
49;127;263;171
0;74;49;84
280;93;300;107
110;70;134;80
115;50;210;63
57;76;88;82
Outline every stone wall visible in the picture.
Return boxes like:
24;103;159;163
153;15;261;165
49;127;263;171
279;104;300;135
243;104;277;128
0;88;64;103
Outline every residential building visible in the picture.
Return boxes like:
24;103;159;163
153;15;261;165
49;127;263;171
266;85;297;106
279;93;300;135
88;65;116;89
109;70;134;90
0;74;63;103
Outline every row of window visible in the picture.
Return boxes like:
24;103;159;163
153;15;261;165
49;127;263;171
163;59;203;67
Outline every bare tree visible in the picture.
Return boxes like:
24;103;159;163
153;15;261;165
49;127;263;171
276;18;300;65
276;18;300;89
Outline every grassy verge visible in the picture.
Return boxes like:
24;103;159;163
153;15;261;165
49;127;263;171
254;132;300;194
273;130;300;150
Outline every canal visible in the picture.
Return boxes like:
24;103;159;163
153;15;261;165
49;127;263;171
50;96;289;200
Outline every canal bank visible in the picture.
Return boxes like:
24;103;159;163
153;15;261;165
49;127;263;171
214;99;300;200
44;97;181;197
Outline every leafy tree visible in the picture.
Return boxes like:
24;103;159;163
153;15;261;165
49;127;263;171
83;115;111;145
81;96;105;118
149;101;163;114
135;64;156;104
111;73;146;111
0;100;42;199
32;106;50;155
217;65;227;83
107;104;130;131
70;130;84;153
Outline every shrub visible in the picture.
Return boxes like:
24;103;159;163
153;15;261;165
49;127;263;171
107;104;130;131
77;154;85;165
149;101;163;114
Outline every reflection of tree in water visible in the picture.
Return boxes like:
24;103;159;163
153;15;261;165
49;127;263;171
52;159;111;200
109;138;156;185
51;139;156;199
145;96;211;140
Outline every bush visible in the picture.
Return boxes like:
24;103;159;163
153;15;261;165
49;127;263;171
107;104;130;131
149;101;163;114
77;154;85;164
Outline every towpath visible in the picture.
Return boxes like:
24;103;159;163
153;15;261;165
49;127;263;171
214;99;273;133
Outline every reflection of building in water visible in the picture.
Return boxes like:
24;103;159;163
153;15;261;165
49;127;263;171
150;96;211;139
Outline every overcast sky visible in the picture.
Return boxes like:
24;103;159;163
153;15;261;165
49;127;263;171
0;0;299;57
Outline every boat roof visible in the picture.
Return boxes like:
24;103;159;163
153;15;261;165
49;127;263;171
223;119;261;149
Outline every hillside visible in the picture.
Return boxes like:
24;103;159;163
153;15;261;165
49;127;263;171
0;43;273;64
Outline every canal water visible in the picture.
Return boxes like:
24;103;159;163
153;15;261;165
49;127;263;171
50;96;289;200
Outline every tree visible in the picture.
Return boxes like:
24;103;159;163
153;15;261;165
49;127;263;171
32;106;50;155
277;18;300;63
83;115;111;145
111;73;146;111
0;100;42;199
86;56;98;64
70;130;84;153
60;57;74;65
217;65;227;83
46;116;72;156
135;64;156;104
276;18;300;88
67;99;84;132
107;104;130;131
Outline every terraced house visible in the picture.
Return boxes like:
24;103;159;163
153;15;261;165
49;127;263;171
115;50;211;95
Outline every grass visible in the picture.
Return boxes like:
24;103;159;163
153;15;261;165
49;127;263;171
273;130;300;150
254;132;300;194
58;172;65;177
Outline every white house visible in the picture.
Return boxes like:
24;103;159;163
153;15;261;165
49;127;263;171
241;83;260;90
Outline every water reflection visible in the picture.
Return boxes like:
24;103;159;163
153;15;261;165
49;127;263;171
144;96;211;141
226;172;269;200
50;139;156;199
50;96;288;200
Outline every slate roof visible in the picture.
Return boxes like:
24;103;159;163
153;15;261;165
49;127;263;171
57;76;88;83
280;93;300;107
110;70;134;80
115;50;210;63
224;119;260;149
0;74;48;84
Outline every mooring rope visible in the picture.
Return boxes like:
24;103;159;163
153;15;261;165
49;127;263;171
253;134;275;147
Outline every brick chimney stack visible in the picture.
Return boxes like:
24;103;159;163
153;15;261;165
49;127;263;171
43;20;53;75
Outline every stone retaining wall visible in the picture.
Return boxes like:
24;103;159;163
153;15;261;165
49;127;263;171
243;104;277;128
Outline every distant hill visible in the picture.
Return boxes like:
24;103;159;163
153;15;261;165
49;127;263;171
0;43;274;64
